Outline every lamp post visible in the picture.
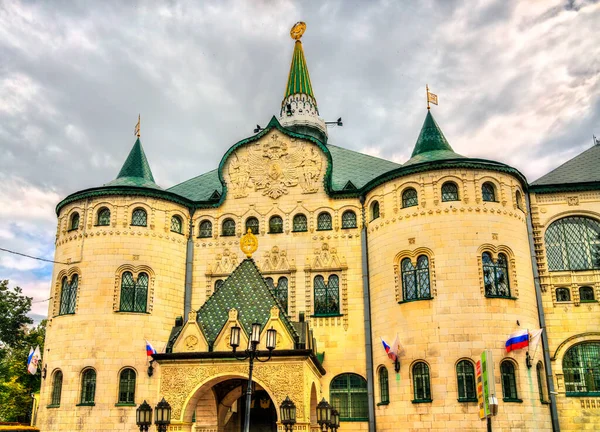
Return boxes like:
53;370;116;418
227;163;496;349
279;396;297;432
154;397;171;432
330;408;340;431
230;322;277;432
316;398;331;432
136;400;152;432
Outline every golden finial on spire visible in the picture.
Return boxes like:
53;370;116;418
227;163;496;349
240;228;258;258
134;114;141;137
290;22;306;40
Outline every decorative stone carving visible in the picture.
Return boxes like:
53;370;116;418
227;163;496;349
184;336;198;351
261;246;292;272
567;196;579;206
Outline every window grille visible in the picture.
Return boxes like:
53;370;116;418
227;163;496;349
556;288;571;302
412;362;431;401
170;216;182;234
51;370;63;406
199;220;212;238
59;275;78;315
70;213;80;230
80;369;96;404
266;277;288;313
441;182;459;202
246;217;259;234
545;216;600;271
580;286;595;301
330;374;368;421
379;367;389;404
536;362;546;402
457;360;476;401
131;208;147;226
482;182;496;202
293;214;307;232
222;218;236;236
482;252;511;297
97;208;111;226
317;212;332;231
501;361;518;400
118;368;136;404
402;188;418;208
269;216;283;234
371;201;380;220
214;279;224;291
314;275;339;316
563;342;600;395
341;210;357;229
119;272;148;313
401;256;431;301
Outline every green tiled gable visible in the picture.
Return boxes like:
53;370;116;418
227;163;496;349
531;144;600;191
284;40;315;102
196;258;298;347
167;169;221;202
104;138;161;189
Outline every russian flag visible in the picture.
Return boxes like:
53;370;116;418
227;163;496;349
381;338;397;361
505;330;529;353
146;340;157;356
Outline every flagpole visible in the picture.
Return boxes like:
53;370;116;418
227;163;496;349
426;84;430;110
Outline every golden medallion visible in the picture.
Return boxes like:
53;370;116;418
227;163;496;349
290;22;306;40
240;228;258;258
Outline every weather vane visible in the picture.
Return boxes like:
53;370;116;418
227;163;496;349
134;114;141;138
290;22;306;40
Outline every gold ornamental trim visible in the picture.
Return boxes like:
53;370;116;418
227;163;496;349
240;228;258;258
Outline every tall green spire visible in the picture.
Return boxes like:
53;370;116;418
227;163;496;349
404;111;464;166
104;138;161;189
284;40;316;103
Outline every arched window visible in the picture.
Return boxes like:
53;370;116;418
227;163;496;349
170;215;183;234
371;201;380;220
482;252;511;297
317;212;332;231
441;181;459;202
500;361;519;401
69;212;80;230
214;279;224;291
456;360;476;401
199;220;212;238
580;286;595;301
556;288;571;302
131;208;147;226
119;272;148;313
314;275;339;316
545;216;600;271
341;210;357;229
293;214;307;232
563;342;600;395
266;277;288;313
246;217;259;235
401;256;431;301
222;218;236;236
536;362;546;402
402;188;418;208
330;374;368;421
379;367;389;404
80;369;96;405
516;190;523;210
412;362;432;402
50;370;63;406
269;216;283;234
97;207;111;226
118;368;136;404
59;275;78;315
482;182;496;202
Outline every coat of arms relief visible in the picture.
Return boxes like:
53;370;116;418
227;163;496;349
227;133;323;199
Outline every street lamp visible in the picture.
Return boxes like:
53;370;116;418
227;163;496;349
136;400;152;432
279;396;297;432
154;397;171;432
330;408;340;431
230;322;277;432
316;398;331;432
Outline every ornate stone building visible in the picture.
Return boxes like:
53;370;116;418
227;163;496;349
37;23;599;432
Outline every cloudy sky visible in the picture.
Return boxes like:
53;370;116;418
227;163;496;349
1;0;599;321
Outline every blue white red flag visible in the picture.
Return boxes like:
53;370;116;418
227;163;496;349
381;337;398;361
27;346;41;375
381;338;391;355
146;340;157;356
505;330;529;352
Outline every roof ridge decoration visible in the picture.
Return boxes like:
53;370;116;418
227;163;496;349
104;137;162;189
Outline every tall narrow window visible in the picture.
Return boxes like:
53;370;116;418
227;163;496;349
401;256;431;301
563;342;600;395
441;182;459;201
516;190;523;210
246;217;259;234
317;212;332;231
119;272;148;313
580;286;595;301
545;216;600;271
97;207;111;226
80;369;96;405
482;252;511;297
412;362;432;402
330;374;368;421
222;218;236;236
118;368;136;404
402;188;418;208
269;216;283;234
199;220;212;238
50;370;63;406
69;212;80;230
379;367;389;404
371;201;380;220
341;210;357;229
131;208;147;226
536;362;546;402
170;215;183;234
314;275;339;316
501;361;519;401
293;214;307;232
482;182;496;202
456;360;476;401
556;288;571;302
59;275;78;315
266;277;288;313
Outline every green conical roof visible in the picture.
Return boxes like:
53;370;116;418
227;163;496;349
104;138;161;189
283;40;315;102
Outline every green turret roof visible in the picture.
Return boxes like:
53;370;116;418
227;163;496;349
284;40;315;102
104;138;162;189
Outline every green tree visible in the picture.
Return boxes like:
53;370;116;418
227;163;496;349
0;280;33;348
